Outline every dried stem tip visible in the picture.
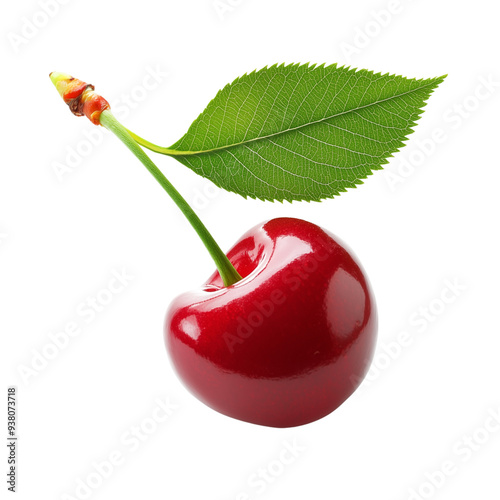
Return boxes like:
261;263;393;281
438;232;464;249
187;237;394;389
50;72;110;125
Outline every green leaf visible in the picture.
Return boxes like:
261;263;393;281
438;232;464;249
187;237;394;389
143;63;446;202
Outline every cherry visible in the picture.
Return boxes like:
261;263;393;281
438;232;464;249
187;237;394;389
165;217;377;427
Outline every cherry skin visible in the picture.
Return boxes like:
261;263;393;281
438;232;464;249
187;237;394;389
165;218;377;427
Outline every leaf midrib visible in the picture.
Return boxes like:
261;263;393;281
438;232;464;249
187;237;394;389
159;78;443;157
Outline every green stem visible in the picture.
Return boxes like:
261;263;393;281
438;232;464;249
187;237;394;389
126;129;185;156
99;110;242;287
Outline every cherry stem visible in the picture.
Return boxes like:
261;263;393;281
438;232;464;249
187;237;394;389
99;110;242;287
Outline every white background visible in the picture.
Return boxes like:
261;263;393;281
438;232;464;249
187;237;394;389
1;1;499;499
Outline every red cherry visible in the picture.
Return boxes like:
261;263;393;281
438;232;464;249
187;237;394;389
165;218;377;427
